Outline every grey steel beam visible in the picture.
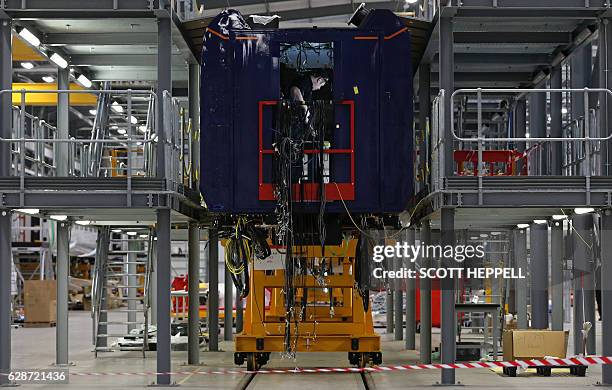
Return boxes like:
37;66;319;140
156;209;172;386
46;33;158;46
601;210;612;384
419;222;432;364
386;287;394;334
514;99;527;174
0;15;11;386
418;63;431;193
56;221;70;365
435;53;551;66
572;213;595;354
550;66;563;176
440;208;456;385
157;16;172;179
454;31;571;44
208;228;219;351
530;222;549;329
528;88;547;176
127;238;138;332
274;2;398;21
571;43;591;176
56;67;69;176
439;15;454;177
189;63;200;190
600;19;612;175
394;243;403;341
224;260;233;341
514;228;528;329
93;69;188;82
405;228;416;350
551;219;564;331
71;54;186;67
188;222;200;365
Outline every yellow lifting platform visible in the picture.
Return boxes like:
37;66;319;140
234;239;381;370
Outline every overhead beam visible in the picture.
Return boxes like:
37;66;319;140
46;32;158;45
91;68;188;82
434;53;552;65
454;31;571;44
275;2;399;21
71;54;186;67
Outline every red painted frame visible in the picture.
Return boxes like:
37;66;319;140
258;100;355;201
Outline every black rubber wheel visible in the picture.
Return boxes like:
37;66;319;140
542;367;551;377
576;366;587;377
507;367;517;377
246;352;258;371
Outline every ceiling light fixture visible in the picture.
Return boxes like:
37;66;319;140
76;73;92;88
50;215;68;221
517;223;529;229
111;101;124;113
20;62;34;69
49;52;68;69
15;208;39;215
42;75;55;83
17;27;41;47
574;207;595;215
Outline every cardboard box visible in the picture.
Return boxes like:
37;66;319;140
503;330;568;361
24;280;57;323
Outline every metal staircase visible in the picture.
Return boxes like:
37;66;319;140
92;226;154;357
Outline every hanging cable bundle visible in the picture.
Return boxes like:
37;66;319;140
224;218;271;299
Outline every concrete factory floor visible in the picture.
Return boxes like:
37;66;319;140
9;310;603;389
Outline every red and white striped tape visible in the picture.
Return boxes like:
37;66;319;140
32;356;612;377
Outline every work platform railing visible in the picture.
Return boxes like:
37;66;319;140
429;88;612;199
0;89;199;203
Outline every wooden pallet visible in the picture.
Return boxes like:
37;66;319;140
503;365;587;377
24;321;56;328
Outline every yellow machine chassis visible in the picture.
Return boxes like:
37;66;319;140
234;239;381;368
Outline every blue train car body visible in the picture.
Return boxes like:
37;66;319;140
200;9;413;214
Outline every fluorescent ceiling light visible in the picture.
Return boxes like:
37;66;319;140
111;101;124;113
18;27;41;47
405;0;418;3
533;219;548;224
552;214;568;220
130;115;138;125
50;215;68;221
20;62;34;69
490;231;502;235
126;231;138;236
15;208;39;215
111;229;122;233
139;234;148;238
89;109;97;115
479;233;488;238
138;125;147;133
517;223;529;229
117;128;127;135
75;220;91;226
574;207;595;215
76;74;92;88
49;52;68;69
470;236;479;240
562;107;568;114
42;75;55;83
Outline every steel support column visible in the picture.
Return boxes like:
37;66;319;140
572;43;591;176
0;15;12;386
550;66;563;176
394;233;403;340
56;221;70;365
419;222;432;363
515;99;527;174
514;228;528;329
127;238;138;332
439;16;454;177
572;213;596;354
405;228;416;350
600;19;612;175
224;260;233;341
188;64;200;188
528;89;547;176
56;68;69;176
530;222;549;329
156;209;172;385
208;228;219;351
601;210;612;383
418;63;431;191
386;287;394;334
157;16;172;178
188;222;200;365
551;220;564;331
440;208;456;385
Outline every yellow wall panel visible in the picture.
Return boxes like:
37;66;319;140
11;83;97;106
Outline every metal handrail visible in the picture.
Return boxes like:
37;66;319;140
450;88;612;142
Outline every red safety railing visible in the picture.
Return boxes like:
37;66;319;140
258;100;355;201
